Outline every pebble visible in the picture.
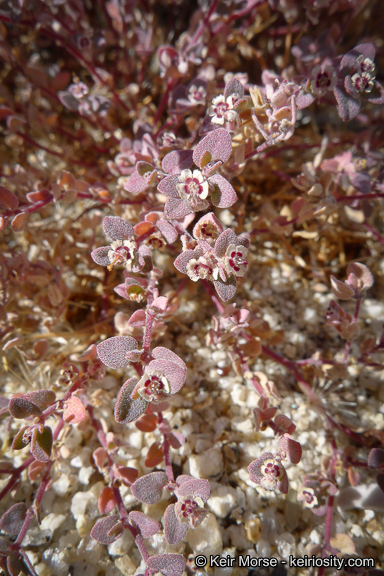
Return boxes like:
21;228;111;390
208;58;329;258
188;447;224;479
187;513;222;556
115;554;138;575
208;485;238;518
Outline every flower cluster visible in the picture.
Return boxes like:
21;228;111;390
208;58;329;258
174;213;249;301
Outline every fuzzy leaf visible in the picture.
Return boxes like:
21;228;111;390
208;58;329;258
130;471;168;504
209;174;237;208
145;442;164;468
0;503;26;536
176;477;210;501
31;426;52;463
90;515;122;545
334;85;361;122
97;336;139;370
147;358;186;394
173;248;204;274
214;275;237;302
214;229;238;258
115;378;148;424
224;77;244;99
63;396;87;424
127;310;146;327
28;460;46;482
146;554;186;576
128;511;160;538
11;426;30;450
103;216;134;240
368;448;384;470
193;128;232;169
161;150;193;175
156;219;178;244
157;175;179;198
278;435;302;464
164;504;188;545
98;486;117;514
274;414;296;435
22;390;56;411
8;397;42;419
330;275;355;300
91;246;111;267
164;197;195;219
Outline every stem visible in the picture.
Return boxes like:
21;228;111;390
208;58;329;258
342;297;362;364
143;311;155;352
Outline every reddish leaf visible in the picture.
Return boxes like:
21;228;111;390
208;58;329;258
146;554;186;576
28;460;46;482
31;426;52;463
26;189;53;204
90;515;122;545
164;504;188;545
23;390;56;411
145;442;164;468
135;414;158;432
93;448;108;471
130;471;168;504
209;174;237;208
128;511;160;538
0;503;26;536
103;216;134;241
193;128;232;169
8;397;42;419
278;435;302;464
97;336;140;370
98;486;117;514
113;465;138;486
0;186;19;210
63;396;87;424
127;310;146;327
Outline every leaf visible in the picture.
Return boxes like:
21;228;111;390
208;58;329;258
135;414;158;432
113;465;138;485
115;378;147;424
278;435;302;464
63;396;87;424
209;174;237;208
128;511;160;538
93;448;108;471
98;486;117;514
130;471;168;504
102;216;134;241
213;275;237;302
145;442;164;468
0;186;19;210
127;310;146;327
97;336;139;370
146;554;186;576
31;426;53;463
8;397;42;419
91;246;111;267
23;390;56;411
164;504;188;545
90;515;122;545
0;503;26;536
193;128;232;169
28;460;46;482
11;426;30;450
176;476;210;501
368;448;384;470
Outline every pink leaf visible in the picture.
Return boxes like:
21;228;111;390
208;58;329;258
193;128;232;169
128;309;146;327
274;414;296;435
0;503;26;536
145;441;164;468
213;276;237;302
128;511;160;538
209;174;237;208
90;515;122;545
103;216;134;241
164;504;188;545
115;378;148;424
130;471;168;504
157;175;179;198
98;486;117;514
91;246;111;267
146;554;186;576
152;347;186;369
97;336;139;369
63;396;87;424
368;448;384;470
156;219;178;243
93;448;108;472
176;476;210;501
278;435;302;464
161;150;193;175
214;229;237;258
224;77;244;100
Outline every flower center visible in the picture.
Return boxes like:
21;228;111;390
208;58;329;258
261;460;283;479
184;177;204;196
179;498;198;518
316;72;331;88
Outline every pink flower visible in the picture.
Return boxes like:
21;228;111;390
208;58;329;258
311;63;337;97
248;452;289;494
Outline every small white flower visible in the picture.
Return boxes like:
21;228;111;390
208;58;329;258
136;369;171;403
311;64;337;97
208;94;239;125
108;239;137;269
223;244;248;277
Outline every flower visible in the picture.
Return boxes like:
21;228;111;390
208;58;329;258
297;486;318;508
208;94;240;125
176;169;209;209
311;64;337;97
91;216;152;273
223;243;248;278
136;369;171;403
248;452;289;493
